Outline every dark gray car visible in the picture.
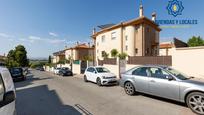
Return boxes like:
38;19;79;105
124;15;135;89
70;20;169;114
120;65;204;115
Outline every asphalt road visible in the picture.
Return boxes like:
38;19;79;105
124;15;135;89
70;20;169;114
15;70;195;115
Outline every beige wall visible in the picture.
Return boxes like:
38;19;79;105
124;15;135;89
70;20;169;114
126;64;141;71
123;26;135;56
72;63;81;74
65;49;73;60
159;48;173;56
100;46;204;79
95;24;159;62
96;28;122;60
65;48;93;61
103;64;120;79
172;47;204;78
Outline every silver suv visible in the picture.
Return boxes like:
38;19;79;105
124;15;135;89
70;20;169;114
120;65;204;115
0;67;16;115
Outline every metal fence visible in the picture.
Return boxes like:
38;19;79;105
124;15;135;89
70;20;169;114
127;56;172;66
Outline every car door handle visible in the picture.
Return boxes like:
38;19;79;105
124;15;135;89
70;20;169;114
150;80;156;83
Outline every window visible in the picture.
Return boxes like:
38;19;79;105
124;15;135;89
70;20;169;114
101;35;105;42
97;42;99;46
0;74;5;102
125;45;128;51
132;67;148;77
125;35;128;41
147;27;150;33
111;32;116;40
96;67;110;73
87;67;95;73
149;67;170;79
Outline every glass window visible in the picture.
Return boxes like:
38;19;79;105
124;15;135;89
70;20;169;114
132;67;148;77
87;68;96;73
149;67;170;79
101;35;105;42
87;67;93;72
0;74;5;102
126;45;128;51
96;67;110;73
111;32;116;40
165;67;188;80
125;35;128;41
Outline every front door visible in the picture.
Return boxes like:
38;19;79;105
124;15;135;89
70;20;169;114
148;67;180;101
131;67;149;93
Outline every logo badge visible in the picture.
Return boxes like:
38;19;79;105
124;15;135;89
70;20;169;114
167;0;184;17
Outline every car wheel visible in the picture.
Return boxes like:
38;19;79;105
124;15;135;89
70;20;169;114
96;78;102;86
124;82;135;95
186;92;204;115
84;75;88;82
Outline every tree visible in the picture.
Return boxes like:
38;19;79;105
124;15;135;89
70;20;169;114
15;45;29;67
81;55;93;61
111;49;118;58
6;45;29;68
187;36;204;47
102;51;109;59
118;52;128;60
48;55;52;64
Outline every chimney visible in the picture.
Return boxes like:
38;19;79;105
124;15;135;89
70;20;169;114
139;1;144;17
152;12;156;22
88;42;90;48
92;28;96;35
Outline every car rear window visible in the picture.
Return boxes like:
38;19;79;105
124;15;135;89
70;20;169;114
10;68;23;74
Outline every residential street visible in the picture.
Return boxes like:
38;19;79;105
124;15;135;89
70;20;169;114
15;70;195;115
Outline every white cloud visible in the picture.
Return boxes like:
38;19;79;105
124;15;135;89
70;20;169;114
49;39;66;44
29;36;42;40
0;33;14;38
49;32;58;37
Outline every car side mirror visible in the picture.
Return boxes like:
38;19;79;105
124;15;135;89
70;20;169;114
0;91;15;108
166;75;174;81
94;71;97;74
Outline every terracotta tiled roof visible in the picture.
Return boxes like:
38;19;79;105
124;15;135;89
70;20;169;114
159;42;174;49
53;50;65;56
66;43;93;50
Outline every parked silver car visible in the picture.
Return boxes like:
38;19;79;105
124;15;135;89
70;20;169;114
120;65;204;115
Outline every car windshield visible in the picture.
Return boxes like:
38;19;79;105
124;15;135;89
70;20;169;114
62;68;69;70
10;68;22;74
96;67;110;73
165;67;189;80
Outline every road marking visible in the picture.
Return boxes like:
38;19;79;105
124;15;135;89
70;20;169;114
75;104;93;115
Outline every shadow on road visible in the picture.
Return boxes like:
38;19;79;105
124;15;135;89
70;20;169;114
16;85;82;115
134;92;187;107
14;72;53;88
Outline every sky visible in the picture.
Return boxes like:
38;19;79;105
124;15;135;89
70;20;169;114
0;0;203;58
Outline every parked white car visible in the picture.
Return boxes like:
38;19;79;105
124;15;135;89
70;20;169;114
0;67;16;115
84;66;118;86
53;67;61;75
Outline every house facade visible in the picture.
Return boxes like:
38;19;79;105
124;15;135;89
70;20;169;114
52;50;65;64
65;43;94;61
92;4;161;62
